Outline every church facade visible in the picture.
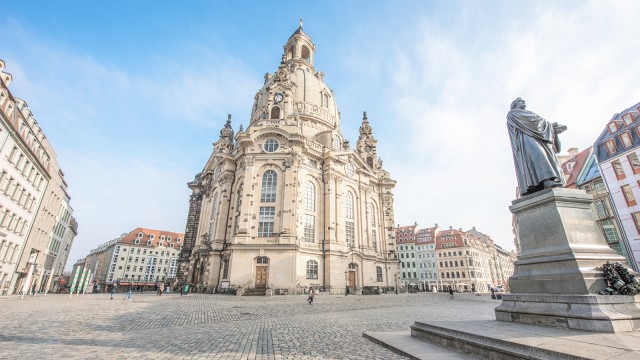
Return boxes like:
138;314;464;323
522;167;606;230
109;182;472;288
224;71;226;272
179;25;398;294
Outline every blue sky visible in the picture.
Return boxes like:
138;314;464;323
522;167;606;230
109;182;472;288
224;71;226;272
2;1;639;269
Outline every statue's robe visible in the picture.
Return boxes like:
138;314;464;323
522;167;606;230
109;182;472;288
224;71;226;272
507;108;565;196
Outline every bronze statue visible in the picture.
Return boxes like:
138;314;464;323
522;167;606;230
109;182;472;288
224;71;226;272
507;98;566;196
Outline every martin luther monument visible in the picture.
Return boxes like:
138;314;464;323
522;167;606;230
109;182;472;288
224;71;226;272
496;98;640;332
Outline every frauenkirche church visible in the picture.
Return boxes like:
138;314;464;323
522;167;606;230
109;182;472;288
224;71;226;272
179;23;398;295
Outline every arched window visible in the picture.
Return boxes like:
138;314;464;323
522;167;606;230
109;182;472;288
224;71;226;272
376;266;383;282
234;182;244;233
270;106;281;119
345;192;354;220
332;134;341;151
305;181;315;211
261;171;277;203
208;193;219;240
345;191;355;247
322;93;329;108
256;256;269;264
306;260;318;279
367;156;373;168
301;45;311;62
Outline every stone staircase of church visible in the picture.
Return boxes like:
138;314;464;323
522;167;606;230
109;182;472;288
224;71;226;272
242;288;266;296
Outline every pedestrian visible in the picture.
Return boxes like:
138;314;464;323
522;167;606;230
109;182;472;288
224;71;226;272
158;282;164;296
125;283;132;300
307;287;315;305
449;287;454;300
110;284;116;300
182;283;189;296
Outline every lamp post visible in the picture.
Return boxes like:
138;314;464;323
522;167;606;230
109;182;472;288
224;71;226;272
394;273;398;295
344;270;348;296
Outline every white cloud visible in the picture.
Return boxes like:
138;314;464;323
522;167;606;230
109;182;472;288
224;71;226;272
384;0;640;250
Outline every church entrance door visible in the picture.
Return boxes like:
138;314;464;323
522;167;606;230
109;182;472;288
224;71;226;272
348;271;356;290
255;266;268;289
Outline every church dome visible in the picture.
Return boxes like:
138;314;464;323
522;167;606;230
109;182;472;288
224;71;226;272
250;23;340;132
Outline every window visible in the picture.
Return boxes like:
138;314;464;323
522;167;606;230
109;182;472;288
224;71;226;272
345;192;354;220
147;240;152;246
376;266;383;282
332;134;341;151
305;181;315;211
623;113;633;125
306;260;318;279
256;256;269;264
628;153;640;174
621;184;636;206
304;214;315;242
608;122;618;133
344;162;355;177
301;45;310;62
134;239;140;245
222;258;229;279
258;206;275;237
346;221;355;248
137;232;143;238
270;106;281;119
605;139;616;154
261;170;277;202
322;93;329;108
620;132;633;148
209;193;219;240
371;229;377;251
594;198;610;219
612;160;625;180
264;138;279;152
601;219;619;242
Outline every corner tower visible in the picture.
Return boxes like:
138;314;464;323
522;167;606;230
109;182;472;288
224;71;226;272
183;23;398;295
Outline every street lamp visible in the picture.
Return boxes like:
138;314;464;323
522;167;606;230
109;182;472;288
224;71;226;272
394;273;398;295
344;270;348;296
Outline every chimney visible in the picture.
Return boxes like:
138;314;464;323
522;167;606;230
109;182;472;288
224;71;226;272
568;147;579;157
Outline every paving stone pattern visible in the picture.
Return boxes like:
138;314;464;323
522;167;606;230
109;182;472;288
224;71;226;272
0;292;497;359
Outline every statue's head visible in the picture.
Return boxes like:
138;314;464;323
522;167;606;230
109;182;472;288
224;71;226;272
510;97;526;110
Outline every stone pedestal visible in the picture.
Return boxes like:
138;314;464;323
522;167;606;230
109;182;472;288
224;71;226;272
495;187;640;332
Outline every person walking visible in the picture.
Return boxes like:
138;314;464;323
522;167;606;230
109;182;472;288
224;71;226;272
110;284;116;300
182;283;189;296
158;282;165;296
125;283;133;300
307;287;315;305
449;287;454;300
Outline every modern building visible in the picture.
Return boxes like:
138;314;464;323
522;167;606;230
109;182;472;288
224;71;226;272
181;24;399;295
594;101;640;271
0;59;76;295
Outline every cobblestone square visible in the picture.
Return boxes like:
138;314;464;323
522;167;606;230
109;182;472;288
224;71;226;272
0;292;497;359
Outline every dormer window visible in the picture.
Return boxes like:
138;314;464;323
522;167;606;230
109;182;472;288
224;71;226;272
566;162;575;172
147;240;152;246
135;239;140;245
620;131;633;148
160;235;166;241
149;234;155;240
623;114;633;126
159;241;164;247
137;232;143;238
608;122;618;133
605;139;616;154
177;238;181;243
167;236;172;241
